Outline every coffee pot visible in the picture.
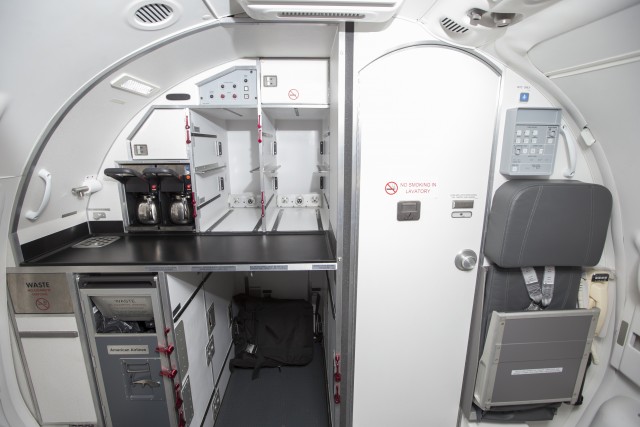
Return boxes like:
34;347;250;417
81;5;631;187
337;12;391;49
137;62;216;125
136;195;159;225
170;194;192;224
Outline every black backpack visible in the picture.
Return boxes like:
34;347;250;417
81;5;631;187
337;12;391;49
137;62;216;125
230;294;314;378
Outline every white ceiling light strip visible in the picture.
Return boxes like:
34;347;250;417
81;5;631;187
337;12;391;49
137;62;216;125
110;74;159;97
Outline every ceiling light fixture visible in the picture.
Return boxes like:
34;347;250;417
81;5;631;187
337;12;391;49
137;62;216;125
110;74;159;97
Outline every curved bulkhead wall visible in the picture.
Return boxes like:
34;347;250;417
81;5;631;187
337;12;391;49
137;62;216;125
12;21;337;247
1;1;639;427
482;2;640;425
527;5;640;426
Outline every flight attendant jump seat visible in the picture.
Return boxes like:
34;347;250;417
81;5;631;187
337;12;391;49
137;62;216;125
474;180;612;421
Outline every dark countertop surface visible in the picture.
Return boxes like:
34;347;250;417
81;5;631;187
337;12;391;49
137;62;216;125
24;232;336;267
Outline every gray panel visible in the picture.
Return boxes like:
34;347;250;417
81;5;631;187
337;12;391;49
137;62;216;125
175;321;189;379
95;335;170;427
475;309;597;409
484;180;612;267
617;320;630;346
7;273;74;313
502;314;594;343
499;340;587;363
492;359;581;403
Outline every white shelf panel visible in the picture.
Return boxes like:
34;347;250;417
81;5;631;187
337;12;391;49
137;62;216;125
211;208;262;232
271;208;326;232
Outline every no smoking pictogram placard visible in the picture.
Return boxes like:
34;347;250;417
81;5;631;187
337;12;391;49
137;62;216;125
36;298;50;311
288;89;299;100
385;182;398;195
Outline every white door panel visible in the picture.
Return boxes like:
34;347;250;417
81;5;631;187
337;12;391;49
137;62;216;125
354;46;500;426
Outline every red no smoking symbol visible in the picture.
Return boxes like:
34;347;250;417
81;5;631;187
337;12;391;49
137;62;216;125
288;89;299;100
385;182;398;195
36;298;50;311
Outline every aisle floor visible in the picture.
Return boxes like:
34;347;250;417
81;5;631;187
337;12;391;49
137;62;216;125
215;344;330;427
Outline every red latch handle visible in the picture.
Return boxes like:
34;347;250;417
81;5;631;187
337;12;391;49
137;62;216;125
334;354;341;383
175;389;183;409
156;345;175;356
334;385;341;404
178;410;186;427
160;368;177;379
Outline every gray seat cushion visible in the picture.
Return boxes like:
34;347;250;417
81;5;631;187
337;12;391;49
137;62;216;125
484;180;612;268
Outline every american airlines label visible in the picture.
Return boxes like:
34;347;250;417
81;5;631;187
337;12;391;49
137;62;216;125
107;345;150;355
511;367;563;376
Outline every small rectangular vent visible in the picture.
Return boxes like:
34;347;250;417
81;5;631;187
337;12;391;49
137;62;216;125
278;11;366;19
441;17;469;34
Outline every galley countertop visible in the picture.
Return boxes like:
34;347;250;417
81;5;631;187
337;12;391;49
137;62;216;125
22;232;336;270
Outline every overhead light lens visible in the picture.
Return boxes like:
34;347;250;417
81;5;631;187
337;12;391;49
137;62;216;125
110;75;159;97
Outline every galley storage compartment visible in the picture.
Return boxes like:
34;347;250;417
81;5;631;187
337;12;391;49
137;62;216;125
161;269;336;426
78;275;175;427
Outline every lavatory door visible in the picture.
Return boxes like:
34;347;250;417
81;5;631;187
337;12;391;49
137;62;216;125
354;45;501;426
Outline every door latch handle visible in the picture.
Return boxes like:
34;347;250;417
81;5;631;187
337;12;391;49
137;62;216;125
131;379;161;388
160;368;178;379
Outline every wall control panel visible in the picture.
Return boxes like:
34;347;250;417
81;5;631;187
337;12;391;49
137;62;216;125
500;108;562;177
198;68;258;106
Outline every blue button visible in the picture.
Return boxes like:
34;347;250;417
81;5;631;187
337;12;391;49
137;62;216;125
519;92;530;102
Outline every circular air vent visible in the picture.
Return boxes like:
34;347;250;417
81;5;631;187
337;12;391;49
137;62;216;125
127;1;182;30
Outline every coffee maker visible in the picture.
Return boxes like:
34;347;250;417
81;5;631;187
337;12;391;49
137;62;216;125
105;164;194;232
143;166;194;231
104;167;159;231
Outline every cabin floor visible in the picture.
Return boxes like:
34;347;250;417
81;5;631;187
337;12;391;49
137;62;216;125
215;343;329;427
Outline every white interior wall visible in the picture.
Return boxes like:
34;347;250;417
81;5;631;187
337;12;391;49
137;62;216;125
527;4;640;303
227;121;260;195
550;63;640;292
0;0;213;178
528;3;640;74
329;29;344;237
274;120;322;195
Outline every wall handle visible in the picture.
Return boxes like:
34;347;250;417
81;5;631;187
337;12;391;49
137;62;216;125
560;123;577;178
25;168;52;221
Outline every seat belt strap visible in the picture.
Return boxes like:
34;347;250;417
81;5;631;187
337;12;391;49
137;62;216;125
521;266;555;310
521;267;542;304
541;266;555;307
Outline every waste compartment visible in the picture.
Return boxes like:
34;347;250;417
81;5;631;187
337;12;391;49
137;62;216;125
78;275;176;427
